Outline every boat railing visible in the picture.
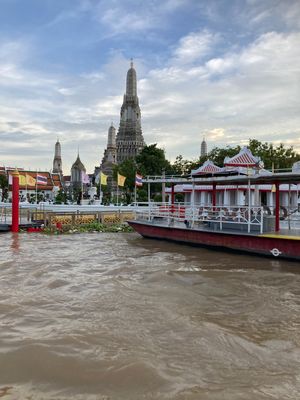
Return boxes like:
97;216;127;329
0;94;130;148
135;203;264;233
267;205;300;230
195;205;264;233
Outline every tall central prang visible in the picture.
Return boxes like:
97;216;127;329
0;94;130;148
116;60;145;163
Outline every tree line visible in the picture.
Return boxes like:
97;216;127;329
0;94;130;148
1;138;299;204
114;139;300;203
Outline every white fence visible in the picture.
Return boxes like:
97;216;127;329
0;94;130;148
136;203;266;233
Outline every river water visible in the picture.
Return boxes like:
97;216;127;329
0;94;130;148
0;232;300;399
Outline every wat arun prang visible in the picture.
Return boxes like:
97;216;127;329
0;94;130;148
98;61;145;192
116;60;145;163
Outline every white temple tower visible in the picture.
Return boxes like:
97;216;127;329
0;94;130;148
53;139;63;174
201;137;208;157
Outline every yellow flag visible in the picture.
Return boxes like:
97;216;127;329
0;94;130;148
19;175;27;185
26;174;36;186
117;173;126;187
101;172;108;185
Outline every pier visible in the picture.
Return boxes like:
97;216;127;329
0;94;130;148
0;203;135;232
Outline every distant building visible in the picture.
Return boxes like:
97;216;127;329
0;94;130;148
71;153;86;187
201;137;208;157
53;139;63;174
5;169;63;202
116;60;145;163
102;123;117;167
98;123;117;190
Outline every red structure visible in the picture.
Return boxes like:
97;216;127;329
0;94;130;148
11;170;19;233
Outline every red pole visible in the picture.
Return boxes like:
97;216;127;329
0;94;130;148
11;170;20;233
275;182;280;232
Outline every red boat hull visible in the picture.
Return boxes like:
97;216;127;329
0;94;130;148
128;221;300;261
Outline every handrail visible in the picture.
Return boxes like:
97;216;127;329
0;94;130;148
136;203;265;233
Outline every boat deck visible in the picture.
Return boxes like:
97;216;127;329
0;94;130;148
135;217;300;239
260;229;300;240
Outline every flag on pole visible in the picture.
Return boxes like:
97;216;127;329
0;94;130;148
26;174;36;186
101;172;108;185
36;174;47;185
135;173;143;187
117;173;126;187
19;175;27;185
81;171;90;184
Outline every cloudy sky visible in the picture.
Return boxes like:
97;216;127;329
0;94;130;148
0;0;299;173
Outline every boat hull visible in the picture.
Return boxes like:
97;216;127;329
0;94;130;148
128;221;300;261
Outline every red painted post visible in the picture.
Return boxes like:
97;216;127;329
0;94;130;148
275;182;280;232
11;170;20;233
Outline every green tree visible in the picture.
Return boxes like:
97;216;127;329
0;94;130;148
171;154;210;175
136;144;173;200
172;155;193;175
248;139;300;170
136;144;172;176
0;175;8;201
113;158;136;204
0;175;8;190
55;189;67;204
172;139;300;173
114;144;174;203
207;145;241;167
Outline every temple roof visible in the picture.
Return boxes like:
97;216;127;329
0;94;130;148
191;160;222;176
71;154;85;171
224;147;261;167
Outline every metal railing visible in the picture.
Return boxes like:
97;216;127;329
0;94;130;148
135;203;265;233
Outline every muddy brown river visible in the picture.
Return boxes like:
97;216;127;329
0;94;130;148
0;232;300;399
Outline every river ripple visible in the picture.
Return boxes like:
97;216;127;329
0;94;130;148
0;232;300;399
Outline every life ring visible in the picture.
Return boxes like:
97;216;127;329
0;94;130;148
263;206;271;215
279;206;288;220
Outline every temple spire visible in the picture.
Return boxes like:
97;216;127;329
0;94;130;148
126;59;137;97
201;136;208;158
53;139;62;174
116;61;145;163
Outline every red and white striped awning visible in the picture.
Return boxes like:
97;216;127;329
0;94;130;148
224;147;260;167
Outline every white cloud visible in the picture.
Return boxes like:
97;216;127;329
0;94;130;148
173;30;220;64
139;30;300;160
1;21;300;172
